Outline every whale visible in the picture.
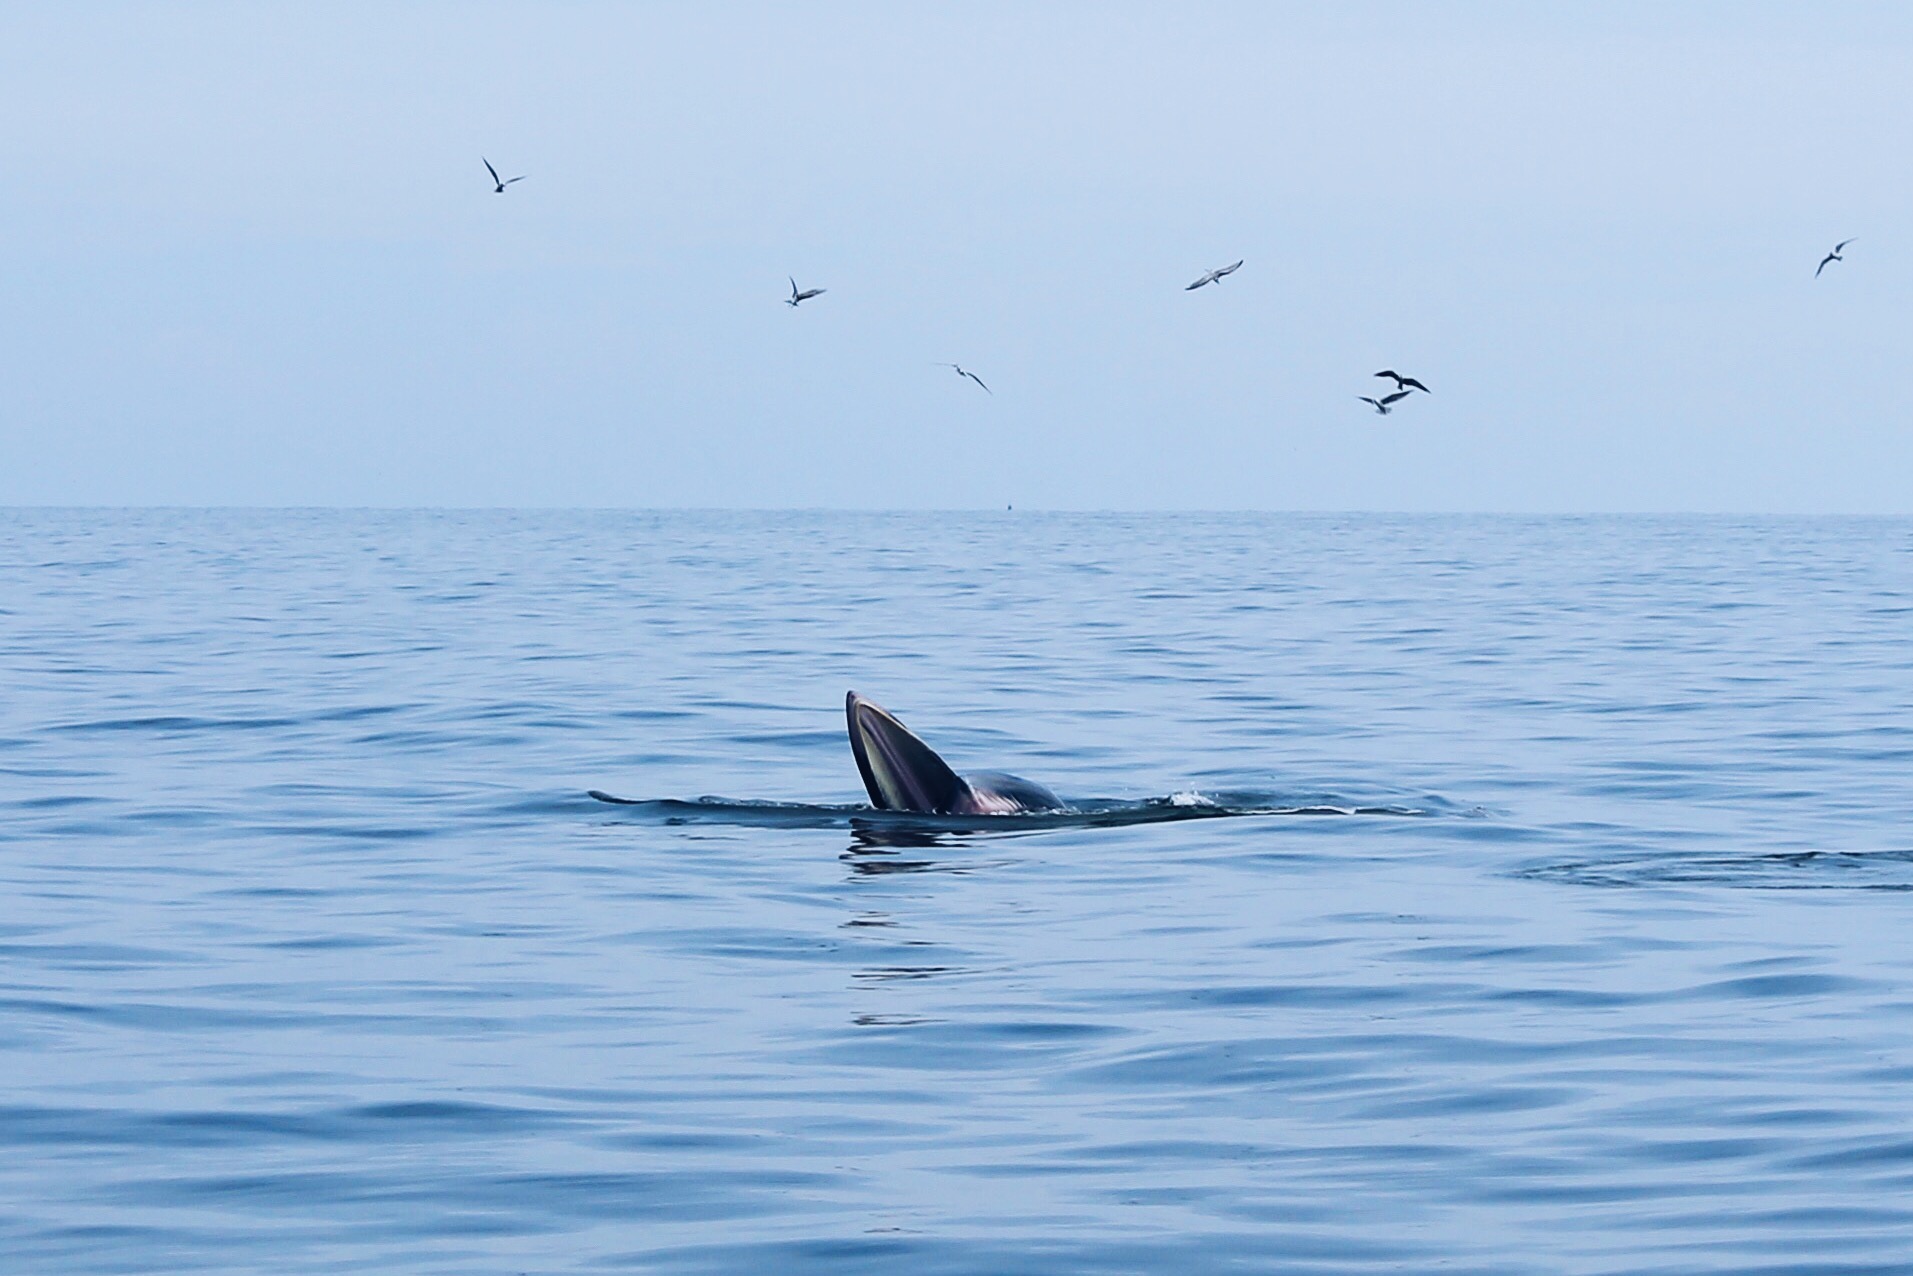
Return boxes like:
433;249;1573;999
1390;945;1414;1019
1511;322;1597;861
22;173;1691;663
846;691;1065;815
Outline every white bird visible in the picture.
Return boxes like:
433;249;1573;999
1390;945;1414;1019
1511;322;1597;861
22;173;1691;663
1185;259;1244;290
1358;391;1411;415
786;277;826;307
938;363;991;394
1816;238;1855;278
483;158;526;194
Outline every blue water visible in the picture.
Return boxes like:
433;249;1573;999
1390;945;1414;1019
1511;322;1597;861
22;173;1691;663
4;509;1912;1274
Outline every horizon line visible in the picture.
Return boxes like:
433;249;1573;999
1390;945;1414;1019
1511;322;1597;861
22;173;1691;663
3;505;1910;519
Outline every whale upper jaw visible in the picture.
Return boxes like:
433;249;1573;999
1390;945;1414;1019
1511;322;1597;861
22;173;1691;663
846;692;971;813
846;692;1064;816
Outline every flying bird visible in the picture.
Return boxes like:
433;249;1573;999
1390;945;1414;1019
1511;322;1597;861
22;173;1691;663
1185;260;1244;291
786;277;826;307
938;363;991;394
1358;391;1411;415
1374;370;1431;394
1815;238;1855;277
483;158;526;194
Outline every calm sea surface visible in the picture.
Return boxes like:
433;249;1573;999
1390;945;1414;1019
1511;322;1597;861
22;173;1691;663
4;509;1912;1274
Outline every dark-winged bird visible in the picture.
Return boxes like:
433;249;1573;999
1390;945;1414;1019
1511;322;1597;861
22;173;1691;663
483;158;526;193
1358;391;1411;416
1816;238;1855;277
938;363;991;394
786;277;826;307
1374;369;1431;394
1185;260;1244;290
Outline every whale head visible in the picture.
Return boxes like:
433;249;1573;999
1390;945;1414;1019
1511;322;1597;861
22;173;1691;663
846;692;1064;816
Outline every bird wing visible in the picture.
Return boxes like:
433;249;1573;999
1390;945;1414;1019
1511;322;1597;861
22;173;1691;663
1816;254;1833;277
505;175;525;185
1219;259;1243;276
1400;377;1430;394
1185;275;1210;290
1374;370;1399;381
1381;391;1410;405
1358;397;1380;408
807;288;826;299
965;371;991;393
484;158;500;184
789;276;799;297
1836;238;1856;252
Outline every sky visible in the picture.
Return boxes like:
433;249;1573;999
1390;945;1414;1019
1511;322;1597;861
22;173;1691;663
3;1;1911;511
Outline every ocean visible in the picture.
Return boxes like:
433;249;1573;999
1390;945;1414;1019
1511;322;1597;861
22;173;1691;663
3;509;1911;1273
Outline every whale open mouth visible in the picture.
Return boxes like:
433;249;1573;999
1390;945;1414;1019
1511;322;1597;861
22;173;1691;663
846;692;974;814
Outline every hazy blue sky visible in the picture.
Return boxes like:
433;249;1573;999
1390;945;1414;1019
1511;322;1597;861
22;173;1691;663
5;2;1910;510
